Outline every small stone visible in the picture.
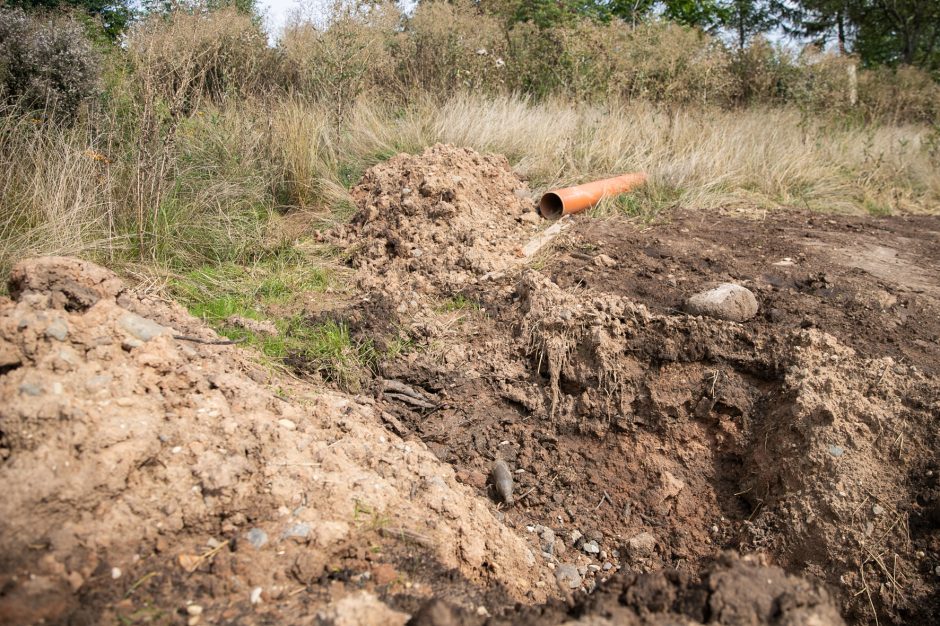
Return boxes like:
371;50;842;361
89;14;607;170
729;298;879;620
187;605;204;616
250;587;263;604
684;283;759;322
18;383;42;396
245;528;268;549
570;530;583;546
555;563;582;590
593;254;617;268
588;564;600;572
226;315;277;336
278;419;297;431
829;445;845;458
582;540;600;555
626;532;657;558
119;312;170;342
872;504;885;516
111;567;122;579
45;319;69;341
602;562;613;571
281;523;311;541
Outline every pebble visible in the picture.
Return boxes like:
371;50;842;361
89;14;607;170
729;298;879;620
602;562;613;571
582;540;600;555
245;528;268;549
111;567;122;579
250;587;263;604
278;419;297;431
555;564;582;590
118;312;169;342
282;523;311;541
829;445;845;457
872;504;885;516
187;605;203;616
45;319;69;341
570;530;583;546
18;383;43;396
684;283;759;322
626;532;657;558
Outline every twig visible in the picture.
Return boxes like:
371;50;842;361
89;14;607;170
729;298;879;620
383;379;433;402
385;393;436;409
864;547;907;602
517;486;537;502
860;565;880;626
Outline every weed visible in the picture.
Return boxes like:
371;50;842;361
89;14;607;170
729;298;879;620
437;294;480;313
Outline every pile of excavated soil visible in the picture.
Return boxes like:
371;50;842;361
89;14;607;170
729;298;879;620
325;144;540;310
315;148;940;625
0;257;554;625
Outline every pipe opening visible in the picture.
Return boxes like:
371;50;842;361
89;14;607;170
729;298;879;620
539;192;564;220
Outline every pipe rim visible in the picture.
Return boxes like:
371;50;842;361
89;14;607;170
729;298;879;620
539;192;564;220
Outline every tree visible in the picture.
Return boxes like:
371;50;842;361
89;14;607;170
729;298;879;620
782;0;940;69
6;0;132;39
720;0;775;49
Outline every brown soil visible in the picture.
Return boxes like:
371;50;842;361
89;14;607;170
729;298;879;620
2;145;939;625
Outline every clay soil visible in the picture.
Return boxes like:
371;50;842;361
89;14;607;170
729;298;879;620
2;145;939;625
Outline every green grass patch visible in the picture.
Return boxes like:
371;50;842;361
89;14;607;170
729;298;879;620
437;294;480;313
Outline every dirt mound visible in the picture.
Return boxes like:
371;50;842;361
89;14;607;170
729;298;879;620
505;552;845;625
0;257;554;624
326;144;539;308
315;149;940;625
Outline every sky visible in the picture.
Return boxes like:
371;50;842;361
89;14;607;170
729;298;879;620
257;0;302;36
257;0;416;39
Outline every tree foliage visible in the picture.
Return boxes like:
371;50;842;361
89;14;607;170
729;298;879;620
5;0;131;39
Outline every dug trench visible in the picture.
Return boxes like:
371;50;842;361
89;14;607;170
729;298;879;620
1;144;938;625
319;145;940;624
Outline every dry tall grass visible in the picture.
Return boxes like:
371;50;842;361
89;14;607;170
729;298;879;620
3;93;938;280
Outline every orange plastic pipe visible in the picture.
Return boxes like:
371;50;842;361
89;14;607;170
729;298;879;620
539;172;647;220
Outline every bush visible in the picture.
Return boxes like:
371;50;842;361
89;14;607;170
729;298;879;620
858;65;940;125
126;7;274;114
280;2;399;115
0;7;100;117
395;1;508;98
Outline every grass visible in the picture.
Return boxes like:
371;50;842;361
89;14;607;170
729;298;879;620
4;94;939;284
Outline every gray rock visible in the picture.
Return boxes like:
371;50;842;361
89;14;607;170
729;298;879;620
829;445;845;457
45;319;69;341
570;529;583;546
626;532;657;558
582;540;600;555
685;283;759;322
19;383;43;396
602;562;613;571
555;564;582;590
282;523;311;541
118;313;169;342
245;528;268;549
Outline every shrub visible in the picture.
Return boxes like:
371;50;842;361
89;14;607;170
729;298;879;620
280;2;399;115
126;7;273;114
858;65;940;125
394;1;508;98
0;7;100;117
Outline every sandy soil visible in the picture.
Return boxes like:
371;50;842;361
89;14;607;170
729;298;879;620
2;145;939;625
